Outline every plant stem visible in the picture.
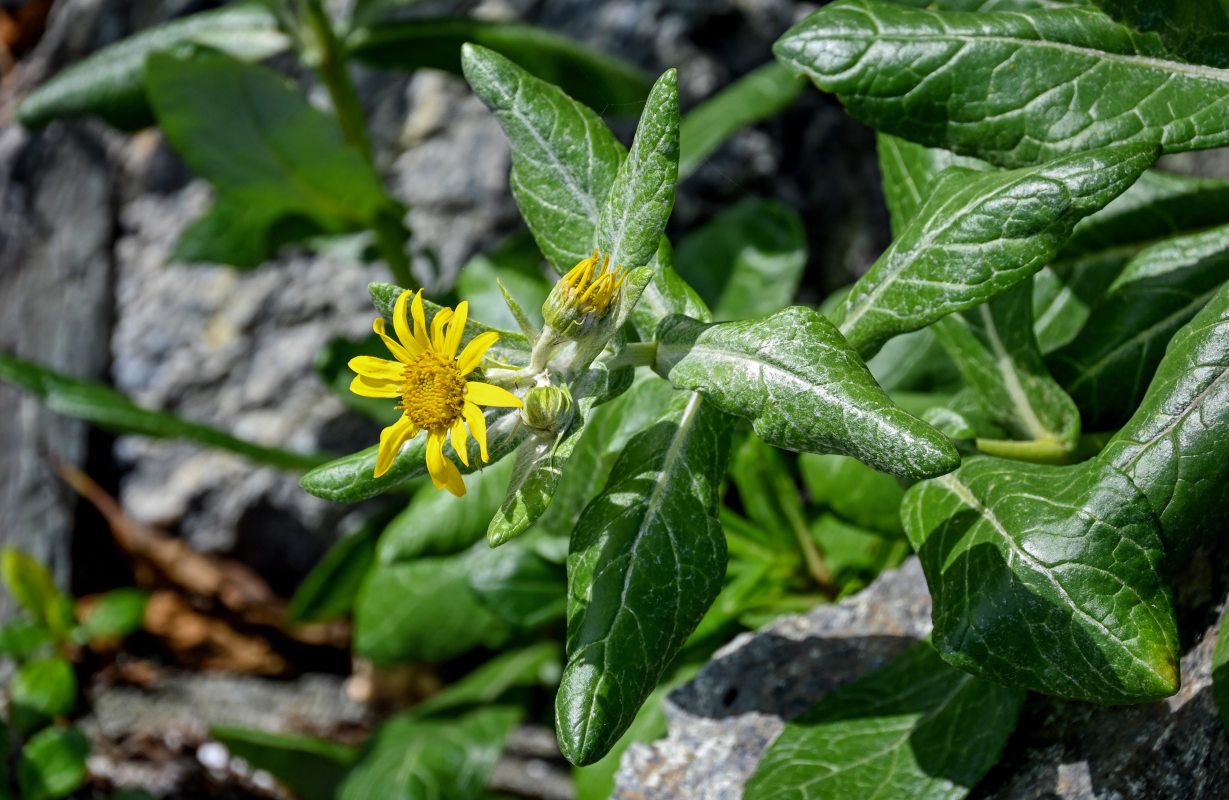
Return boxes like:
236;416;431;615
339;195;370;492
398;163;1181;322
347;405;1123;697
603;341;658;369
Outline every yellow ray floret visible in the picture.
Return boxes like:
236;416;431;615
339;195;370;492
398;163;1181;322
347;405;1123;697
348;290;522;496
559;249;627;317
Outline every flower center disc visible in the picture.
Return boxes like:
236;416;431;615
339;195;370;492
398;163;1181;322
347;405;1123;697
398;351;467;430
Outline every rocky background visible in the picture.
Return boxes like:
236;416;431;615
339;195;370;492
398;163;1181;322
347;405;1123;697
1;0;1226;798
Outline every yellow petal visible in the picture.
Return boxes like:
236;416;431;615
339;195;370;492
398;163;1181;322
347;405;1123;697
426;429;466;496
444;301;468;359
348;355;403;381
450;418;470;467
393;290;415;353
466;381;523;408
430;307;454;352
463;402;489;462
374;416;418;478
350;375;400;398
456;331;499;375
411;290;431;350
373;318;417;363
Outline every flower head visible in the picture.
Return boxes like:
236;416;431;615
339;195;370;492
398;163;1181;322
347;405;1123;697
542;249;628;339
349;290;522;496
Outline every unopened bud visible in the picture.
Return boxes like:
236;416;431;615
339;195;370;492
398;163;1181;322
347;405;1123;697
542;249;628;340
523;384;573;431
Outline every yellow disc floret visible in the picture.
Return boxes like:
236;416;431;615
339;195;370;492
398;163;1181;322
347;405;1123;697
397;350;467;431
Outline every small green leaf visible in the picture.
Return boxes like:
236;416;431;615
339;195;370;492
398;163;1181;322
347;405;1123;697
1048;225;1229;429
463;44;626;274
655;308;959;479
0;352;328;471
0;620;54;661
211;727;358;800
16;3;288;130
18;727;88;800
557;393;731;765
469;541;567;628
931;282;1080;456
596;69;680;273
1099;278;1229;563
775;0;1229;167
288;522;380;624
831;144;1156;357
338;706;521;800
799;453;906;535
354;545;511;664
80;588;147;641
410;642;562;719
0;548;73;638
903;457;1179;703
675;199;807;321
11;658;77;736
1094;0;1229;67
678;62;805;179
744;640;1025;800
348;19;653;114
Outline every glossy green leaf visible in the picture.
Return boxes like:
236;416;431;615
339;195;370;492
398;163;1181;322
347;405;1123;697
11;657;76;736
338;706;520;800
380;457;516;563
410;642;562;718
0;352;327;471
0;548;74;638
288;522;380;623
678;62;805;179
1048;225;1229;429
775;0;1229;168
655;308;959;479
1099;279;1229;563
932;282;1080;458
469;540;567;628
211;727;358;800
557;393;731;765
80;588;147;641
876;134;992;237
596;69;680;273
463;44;626;274
354;545;511;664
675;199;807;321
799;453;905;535
903;457;1179;703
18;727;88;800
15;3;288;130
745;640;1025;800
348;19;652;114
1094;0;1229;67
1214;606;1229;737
831;144;1156;357
146;49;393;267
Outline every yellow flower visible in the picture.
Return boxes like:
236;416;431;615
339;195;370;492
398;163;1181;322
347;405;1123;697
542;249;628;337
349;290;522;496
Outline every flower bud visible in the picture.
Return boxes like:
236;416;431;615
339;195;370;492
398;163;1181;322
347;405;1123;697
542;249;627;341
523;384;573;431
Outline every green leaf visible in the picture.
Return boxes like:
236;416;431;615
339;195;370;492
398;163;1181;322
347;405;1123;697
463;44;626;274
557;393;731;765
0;548;73;638
211;727;358;800
410;642;562;718
11;658;77;736
655;308;959;479
379;457;516;563
808;514;910;590
675;199;807;321
170;198;325;269
453;235;550;334
15;3;288;130
596;69;680;274
774;0;1229;168
338;706;521;800
288;521;380;624
903;457;1179;703
744;640;1025;800
799;453;906;535
1048;226;1229;429
931;282;1080;457
0;352;328;471
1093;0;1229;67
469;540;567;628
80;588;147;641
678;62;805;179
831;145;1156;357
1214;606;1229;737
1098;279;1229;563
146;48;393;267
0;620;54;661
18;727;88;800
876;135;992;237
354;545;511;664
348;19;652;114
